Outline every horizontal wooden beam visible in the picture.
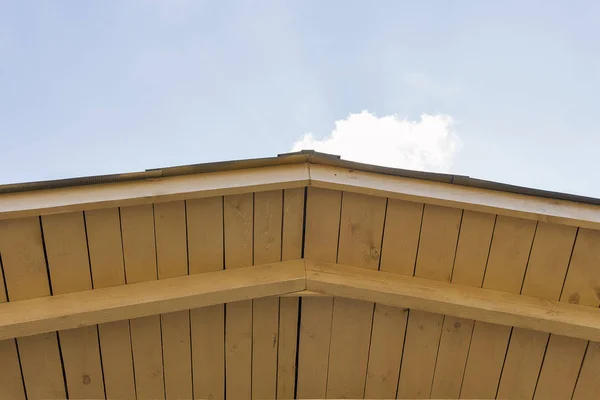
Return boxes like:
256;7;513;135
0;164;309;220
0;260;306;340
306;260;600;342
310;164;600;230
3;257;600;343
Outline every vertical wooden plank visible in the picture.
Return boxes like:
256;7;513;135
0;256;26;400
154;201;192;400
534;228;600;400
252;190;283;400
277;187;304;400
188;197;225;400
397;204;462;399
296;187;341;399
86;208;136;400
326;192;386;399
0;217;66;400
42;212;105;399
573;342;600;400
430;211;495;399
364;200;423;399
224;193;253;400
0;341;23;400
460;215;537;399
497;223;576;399
121;204;164;400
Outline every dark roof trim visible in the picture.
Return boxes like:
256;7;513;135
1;150;598;207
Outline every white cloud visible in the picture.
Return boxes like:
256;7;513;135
291;111;461;172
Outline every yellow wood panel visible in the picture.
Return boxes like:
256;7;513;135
460;215;537;399
252;190;283;400
303;187;341;263
86;208;127;288
224;193;253;400
534;228;600;400
365;199;423;399
42;212;105;399
85;208;136;400
535;335;587;400
326;192;386;398
497;223;576;400
277;187;304;399
281;187;305;262
96;321;135;400
154;201;192;400
0;340;24;400
187;196;224;400
397;205;462;399
336;192;386;270
120;204;164;400
573;342;600;400
430;210;495;399
0;217;66;400
296;187;341;399
277;297;299;399
0;258;25;400
365;305;408;398
17;333;65;400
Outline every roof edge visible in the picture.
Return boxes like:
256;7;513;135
1;150;598;207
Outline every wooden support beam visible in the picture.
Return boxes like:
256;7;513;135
2;257;600;343
0;260;306;341
305;260;600;343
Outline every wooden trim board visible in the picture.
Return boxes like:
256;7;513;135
2;162;600;231
309;164;600;230
0;164;309;220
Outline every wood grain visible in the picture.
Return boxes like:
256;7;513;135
120;204;164;400
430;211;495;399
85;208;136;400
364;199;423;399
42;212;105;399
460;216;536;399
154;201;192;400
326;192;386;399
187;196;225;400
277;188;305;399
296;187;341;399
224;193;254;400
397;205;462;399
0;217;66;400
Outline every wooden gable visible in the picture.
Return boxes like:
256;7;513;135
0;152;599;400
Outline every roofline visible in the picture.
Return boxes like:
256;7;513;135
1;150;600;230
2;150;598;207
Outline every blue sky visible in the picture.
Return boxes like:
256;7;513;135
2;1;600;197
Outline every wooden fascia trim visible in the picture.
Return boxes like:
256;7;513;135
309;164;600;230
1;161;599;229
0;163;310;220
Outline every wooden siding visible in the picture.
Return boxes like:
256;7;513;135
1;186;599;400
